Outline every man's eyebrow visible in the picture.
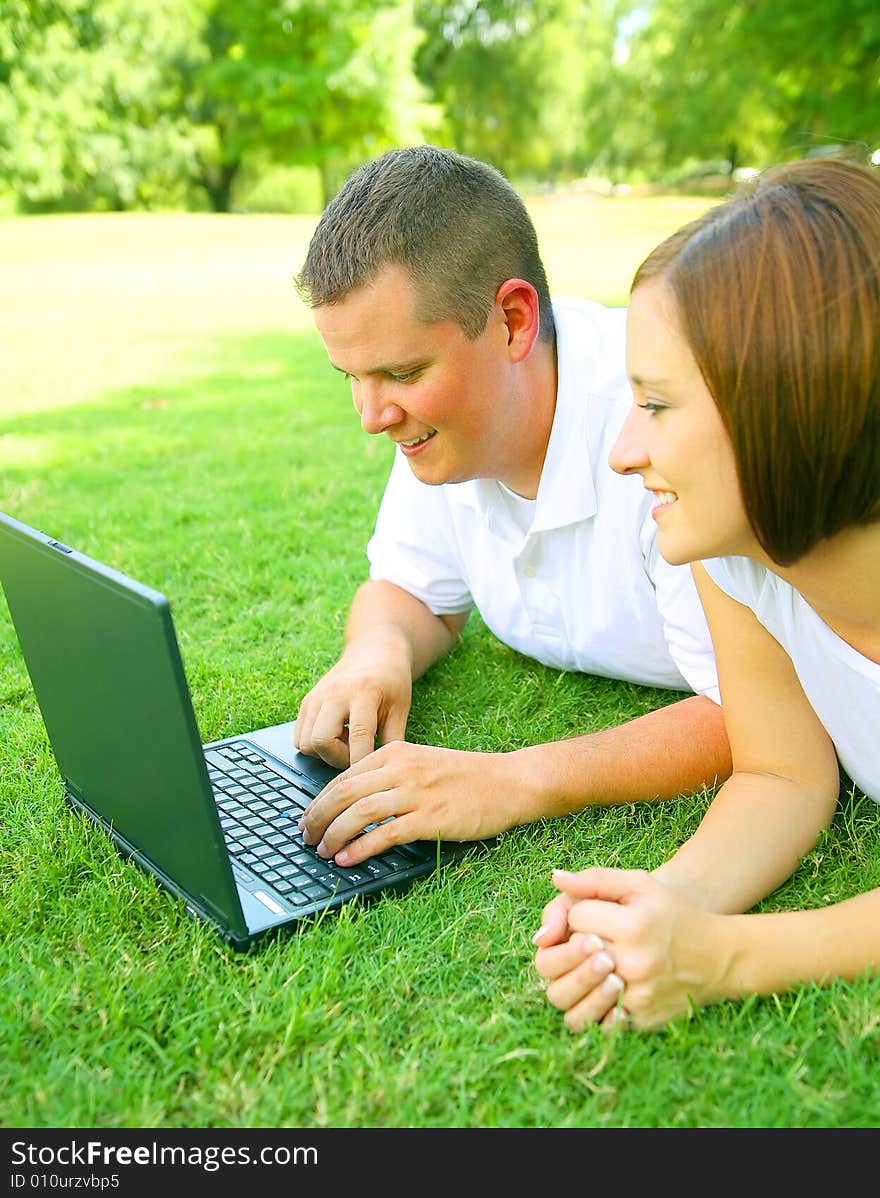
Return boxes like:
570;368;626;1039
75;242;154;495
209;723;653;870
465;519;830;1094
331;360;428;376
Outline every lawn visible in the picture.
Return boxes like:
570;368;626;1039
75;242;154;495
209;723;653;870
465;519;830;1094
1;196;878;1131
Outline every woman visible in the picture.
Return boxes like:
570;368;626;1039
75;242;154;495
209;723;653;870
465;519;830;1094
533;157;880;1032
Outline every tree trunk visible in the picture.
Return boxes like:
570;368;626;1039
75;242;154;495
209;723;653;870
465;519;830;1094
200;159;240;213
317;159;335;210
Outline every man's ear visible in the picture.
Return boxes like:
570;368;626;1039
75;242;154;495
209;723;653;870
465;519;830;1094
495;278;542;362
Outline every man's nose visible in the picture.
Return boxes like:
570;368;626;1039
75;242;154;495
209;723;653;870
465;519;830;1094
608;405;649;476
352;379;404;435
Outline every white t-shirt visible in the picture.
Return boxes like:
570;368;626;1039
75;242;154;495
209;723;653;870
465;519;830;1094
367;297;720;702
703;555;880;801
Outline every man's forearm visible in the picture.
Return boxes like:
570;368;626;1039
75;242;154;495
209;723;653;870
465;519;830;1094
507;695;732;824
344;579;466;680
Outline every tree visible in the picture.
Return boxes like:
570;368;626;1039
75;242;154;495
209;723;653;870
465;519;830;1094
415;0;599;180
569;0;650;183
1;0;436;212
0;0;204;210
188;0;438;210
625;0;880;177
738;0;880;157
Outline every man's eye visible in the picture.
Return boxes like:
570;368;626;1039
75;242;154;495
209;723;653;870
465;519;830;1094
389;369;420;383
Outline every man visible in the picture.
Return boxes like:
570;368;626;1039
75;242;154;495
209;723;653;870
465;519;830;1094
292;144;731;868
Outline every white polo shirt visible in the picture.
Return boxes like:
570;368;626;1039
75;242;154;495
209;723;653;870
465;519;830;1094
704;555;880;800
367;297;720;702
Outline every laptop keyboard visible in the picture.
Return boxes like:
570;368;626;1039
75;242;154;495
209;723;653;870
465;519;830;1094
205;740;424;908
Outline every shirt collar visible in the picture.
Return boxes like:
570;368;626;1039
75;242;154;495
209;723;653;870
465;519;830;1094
454;299;599;530
530;299;597;533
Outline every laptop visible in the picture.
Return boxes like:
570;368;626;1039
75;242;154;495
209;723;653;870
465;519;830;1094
0;512;488;950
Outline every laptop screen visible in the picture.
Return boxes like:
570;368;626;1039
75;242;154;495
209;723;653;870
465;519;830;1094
0;515;245;934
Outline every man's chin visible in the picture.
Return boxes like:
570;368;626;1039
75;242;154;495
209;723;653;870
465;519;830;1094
405;460;456;487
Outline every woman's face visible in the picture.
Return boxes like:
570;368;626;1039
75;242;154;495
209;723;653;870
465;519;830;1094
609;278;755;566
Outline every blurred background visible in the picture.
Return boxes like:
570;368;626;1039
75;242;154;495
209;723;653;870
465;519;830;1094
2;0;878;217
2;7;879;1137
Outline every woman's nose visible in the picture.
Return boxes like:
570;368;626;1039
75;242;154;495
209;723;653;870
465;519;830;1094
608;406;650;476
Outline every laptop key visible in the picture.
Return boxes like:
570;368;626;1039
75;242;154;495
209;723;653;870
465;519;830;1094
280;786;309;807
362;859;391;878
378;849;413;872
396;842;430;861
301;881;331;900
335;868;370;886
316;872;353;892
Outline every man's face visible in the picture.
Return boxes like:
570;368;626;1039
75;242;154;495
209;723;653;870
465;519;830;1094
313;263;532;488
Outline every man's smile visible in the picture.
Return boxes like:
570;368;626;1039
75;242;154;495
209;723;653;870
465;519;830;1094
397;429;438;453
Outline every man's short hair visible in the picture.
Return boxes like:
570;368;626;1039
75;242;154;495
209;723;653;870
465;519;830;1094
633;156;880;565
295;144;555;344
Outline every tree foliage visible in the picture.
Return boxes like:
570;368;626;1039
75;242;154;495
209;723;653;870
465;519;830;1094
1;0;204;210
189;0;437;209
1;0;877;212
626;0;880;176
1;0;436;211
416;0;581;176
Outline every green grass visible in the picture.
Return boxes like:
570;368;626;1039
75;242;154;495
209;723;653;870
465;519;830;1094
2;198;879;1130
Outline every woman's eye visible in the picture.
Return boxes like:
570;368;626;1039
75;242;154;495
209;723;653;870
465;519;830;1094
638;400;666;414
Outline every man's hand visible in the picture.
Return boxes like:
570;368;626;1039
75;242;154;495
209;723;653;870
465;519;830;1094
294;579;467;769
298;741;528;864
534;867;732;1032
293;640;413;769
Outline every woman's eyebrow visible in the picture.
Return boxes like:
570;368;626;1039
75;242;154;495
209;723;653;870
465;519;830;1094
629;372;672;387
